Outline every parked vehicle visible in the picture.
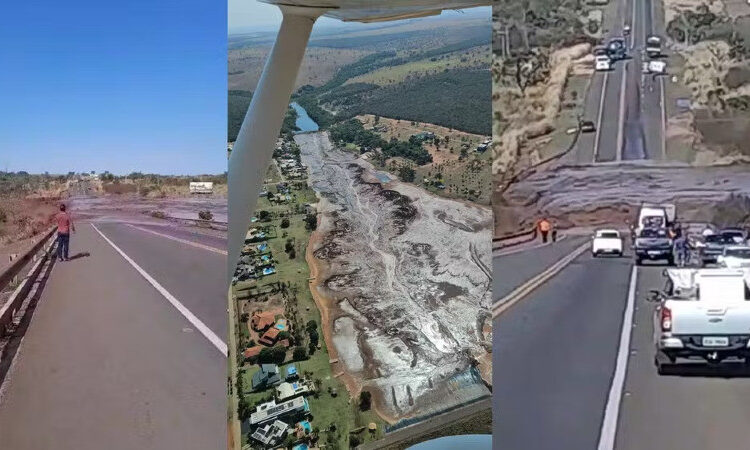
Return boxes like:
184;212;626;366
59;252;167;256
720;227;747;244
646;35;662;57
579;120;596;133
650;268;750;374
635;227;673;265
623;24;631;36
717;246;750;269
636;203;675;235
607;37;627;60
592;229;623;257
698;234;733;265
595;54;612;71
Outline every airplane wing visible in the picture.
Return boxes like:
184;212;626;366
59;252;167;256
259;0;489;22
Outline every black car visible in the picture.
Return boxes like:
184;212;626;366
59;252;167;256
580;120;596;133
634;228;673;265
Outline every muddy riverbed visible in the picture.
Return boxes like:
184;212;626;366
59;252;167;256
297;132;492;421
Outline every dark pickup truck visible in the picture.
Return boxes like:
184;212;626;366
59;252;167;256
635;228;673;265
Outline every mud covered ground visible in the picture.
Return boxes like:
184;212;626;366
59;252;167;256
497;162;750;233
296;132;492;421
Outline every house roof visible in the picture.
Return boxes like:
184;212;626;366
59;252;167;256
243;346;262;359
251;311;276;331
259;328;281;346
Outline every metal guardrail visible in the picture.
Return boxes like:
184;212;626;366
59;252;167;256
0;228;56;335
493;227;537;250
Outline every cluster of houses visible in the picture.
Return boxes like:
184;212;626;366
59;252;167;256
275;139;307;180
248;363;318;448
232;237;275;285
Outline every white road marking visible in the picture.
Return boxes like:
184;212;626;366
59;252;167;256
597;265;638;450
127;224;227;255
594;72;610;163
660;75;666;159
616;62;628;161
493;242;589;318
91;223;227;356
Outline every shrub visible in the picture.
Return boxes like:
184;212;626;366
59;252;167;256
198;210;213;221
280;218;290;228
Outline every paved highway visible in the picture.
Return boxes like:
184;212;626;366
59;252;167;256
493;241;750;449
569;0;666;163
0;221;226;450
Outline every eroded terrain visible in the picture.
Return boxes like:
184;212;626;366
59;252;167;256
297;132;492;421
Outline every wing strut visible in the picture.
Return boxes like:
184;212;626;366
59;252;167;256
227;6;326;284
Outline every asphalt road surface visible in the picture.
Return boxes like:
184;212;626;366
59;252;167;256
494;244;750;449
493;235;588;301
569;0;666;163
0;222;226;450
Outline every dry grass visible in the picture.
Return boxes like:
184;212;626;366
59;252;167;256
228;46;371;91
493;43;592;183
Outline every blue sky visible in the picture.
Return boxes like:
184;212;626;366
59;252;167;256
0;0;227;175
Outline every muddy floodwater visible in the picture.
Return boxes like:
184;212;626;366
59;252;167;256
297;132;492;421
500;162;750;230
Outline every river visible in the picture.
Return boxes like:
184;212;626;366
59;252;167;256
290;101;319;133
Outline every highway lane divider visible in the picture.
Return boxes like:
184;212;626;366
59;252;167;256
492;242;589;319
92;223;228;356
126;224;227;256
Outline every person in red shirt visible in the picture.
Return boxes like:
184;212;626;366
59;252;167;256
55;204;75;261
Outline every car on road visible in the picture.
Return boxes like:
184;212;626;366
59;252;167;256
717;246;750;269
720;227;747;244
642;60;666;75
606;37;627;60
579;120;596;133
646;35;662;57
634;227;673;265
636;203;675;235
651;268;750;374
592;229;623;257
698;233;733;265
623;25;631;36
595;54;612;71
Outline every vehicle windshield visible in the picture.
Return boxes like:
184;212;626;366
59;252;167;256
639;228;666;238
641;215;664;227
725;248;750;259
706;234;732;244
598;231;619;238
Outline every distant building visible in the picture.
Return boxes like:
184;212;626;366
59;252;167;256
250;396;309;426
252;364;282;391
250;420;288;447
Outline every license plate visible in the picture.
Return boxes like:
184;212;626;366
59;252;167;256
702;336;729;347
648;251;661;255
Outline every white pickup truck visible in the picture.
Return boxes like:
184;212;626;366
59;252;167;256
651;268;750;374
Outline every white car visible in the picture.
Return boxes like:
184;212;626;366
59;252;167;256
595;55;611;71
592;229;623;257
717;246;750;269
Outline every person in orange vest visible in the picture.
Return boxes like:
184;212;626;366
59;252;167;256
538;218;551;243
